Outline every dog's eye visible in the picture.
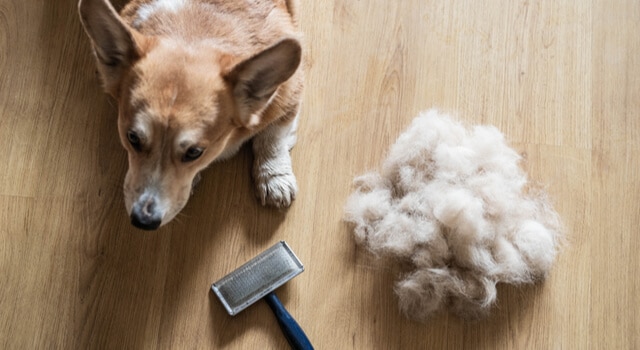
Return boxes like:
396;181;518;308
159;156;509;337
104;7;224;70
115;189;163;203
127;130;142;151
183;147;204;162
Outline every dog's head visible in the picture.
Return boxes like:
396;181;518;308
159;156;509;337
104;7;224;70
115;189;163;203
78;0;301;230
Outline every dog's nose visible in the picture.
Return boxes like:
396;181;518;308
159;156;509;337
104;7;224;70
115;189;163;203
130;202;162;230
131;211;162;230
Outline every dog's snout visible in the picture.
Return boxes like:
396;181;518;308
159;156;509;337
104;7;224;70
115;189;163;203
130;198;162;230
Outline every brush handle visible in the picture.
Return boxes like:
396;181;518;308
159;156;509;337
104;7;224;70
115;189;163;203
264;292;314;350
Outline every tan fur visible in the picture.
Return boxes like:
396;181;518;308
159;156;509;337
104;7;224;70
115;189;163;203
78;0;304;229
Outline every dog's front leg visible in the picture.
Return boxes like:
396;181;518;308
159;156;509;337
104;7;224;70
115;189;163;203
252;113;299;208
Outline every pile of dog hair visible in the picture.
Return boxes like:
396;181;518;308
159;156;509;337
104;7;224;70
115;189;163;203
344;110;562;321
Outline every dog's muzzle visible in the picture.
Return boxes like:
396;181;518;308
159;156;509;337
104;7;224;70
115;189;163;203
130;196;162;230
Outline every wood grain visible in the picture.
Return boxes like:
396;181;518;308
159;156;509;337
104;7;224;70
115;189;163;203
1;0;639;348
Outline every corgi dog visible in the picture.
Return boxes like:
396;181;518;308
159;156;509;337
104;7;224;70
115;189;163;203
78;0;303;230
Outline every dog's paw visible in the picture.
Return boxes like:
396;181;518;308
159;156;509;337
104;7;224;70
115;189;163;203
255;171;298;208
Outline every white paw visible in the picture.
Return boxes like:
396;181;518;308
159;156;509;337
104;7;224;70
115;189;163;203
255;171;298;208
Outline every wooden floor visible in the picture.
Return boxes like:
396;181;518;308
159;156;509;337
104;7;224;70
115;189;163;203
1;0;639;348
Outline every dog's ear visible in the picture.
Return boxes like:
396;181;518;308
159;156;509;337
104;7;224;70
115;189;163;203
225;38;301;127
78;0;145;95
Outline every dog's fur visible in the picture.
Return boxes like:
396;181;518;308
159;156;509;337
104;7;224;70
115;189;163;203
78;0;304;230
344;110;562;320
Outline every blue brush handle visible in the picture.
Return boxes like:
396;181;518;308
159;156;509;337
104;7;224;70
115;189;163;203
264;292;314;350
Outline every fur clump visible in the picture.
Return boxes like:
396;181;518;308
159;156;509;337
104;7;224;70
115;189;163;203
344;110;562;321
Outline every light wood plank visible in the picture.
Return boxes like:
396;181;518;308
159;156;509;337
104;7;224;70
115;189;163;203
1;0;639;348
